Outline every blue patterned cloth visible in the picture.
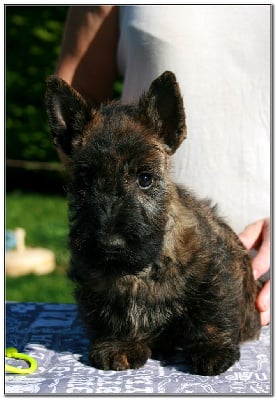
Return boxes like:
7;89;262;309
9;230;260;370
5;302;271;394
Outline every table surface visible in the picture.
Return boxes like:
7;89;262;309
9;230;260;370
5;302;271;395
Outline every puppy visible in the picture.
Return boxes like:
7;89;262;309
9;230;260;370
45;71;260;375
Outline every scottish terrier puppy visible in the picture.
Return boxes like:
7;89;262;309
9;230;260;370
45;71;260;376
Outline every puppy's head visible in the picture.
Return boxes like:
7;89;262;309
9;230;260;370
45;71;187;272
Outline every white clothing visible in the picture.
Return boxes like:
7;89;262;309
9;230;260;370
117;5;271;233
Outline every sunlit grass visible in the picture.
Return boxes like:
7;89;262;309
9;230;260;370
6;191;74;303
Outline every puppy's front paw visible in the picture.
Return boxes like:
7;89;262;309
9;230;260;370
89;340;151;371
190;344;240;376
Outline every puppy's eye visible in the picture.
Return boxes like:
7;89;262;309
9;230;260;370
137;172;153;190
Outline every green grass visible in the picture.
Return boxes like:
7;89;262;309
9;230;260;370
6;191;75;303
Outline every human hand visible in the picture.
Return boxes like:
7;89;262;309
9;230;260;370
239;218;270;326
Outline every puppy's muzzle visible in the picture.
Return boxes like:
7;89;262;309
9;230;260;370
98;234;126;253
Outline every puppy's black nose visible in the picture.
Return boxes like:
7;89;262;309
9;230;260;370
99;235;126;251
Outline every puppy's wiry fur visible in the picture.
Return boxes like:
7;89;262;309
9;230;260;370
45;71;260;376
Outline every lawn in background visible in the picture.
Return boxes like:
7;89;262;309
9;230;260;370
6;191;74;303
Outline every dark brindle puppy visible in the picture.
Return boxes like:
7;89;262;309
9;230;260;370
45;71;260;376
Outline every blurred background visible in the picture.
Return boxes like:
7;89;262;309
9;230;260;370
6;5;71;303
6;5;122;303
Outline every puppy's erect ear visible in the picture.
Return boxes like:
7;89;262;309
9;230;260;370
45;75;92;157
139;71;187;154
